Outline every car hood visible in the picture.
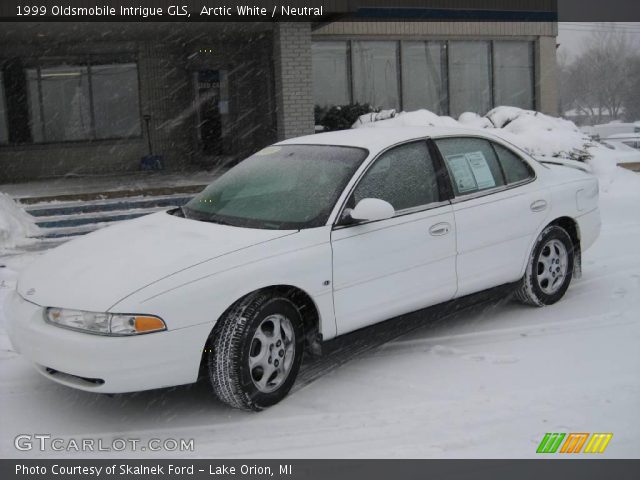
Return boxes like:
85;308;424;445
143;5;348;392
17;211;295;312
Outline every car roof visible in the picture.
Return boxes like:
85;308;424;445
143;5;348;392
277;126;496;154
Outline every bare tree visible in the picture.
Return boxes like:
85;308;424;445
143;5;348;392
563;24;635;124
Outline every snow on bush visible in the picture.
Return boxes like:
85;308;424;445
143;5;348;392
0;193;40;251
352;106;595;162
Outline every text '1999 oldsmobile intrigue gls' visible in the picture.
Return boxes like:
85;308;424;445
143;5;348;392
6;127;600;410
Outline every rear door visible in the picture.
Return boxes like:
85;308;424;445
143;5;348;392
331;140;457;335
433;136;550;296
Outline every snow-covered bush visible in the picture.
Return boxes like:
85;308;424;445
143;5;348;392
315;103;376;132
352;106;595;162
0;193;40;251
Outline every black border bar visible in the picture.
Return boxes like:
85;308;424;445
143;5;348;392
0;1;638;22
3;459;640;480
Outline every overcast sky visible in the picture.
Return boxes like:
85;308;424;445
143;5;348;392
557;22;640;60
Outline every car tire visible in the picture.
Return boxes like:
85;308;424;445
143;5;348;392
515;225;575;307
208;291;304;411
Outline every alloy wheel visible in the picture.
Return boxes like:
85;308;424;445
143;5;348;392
536;239;569;295
248;314;296;393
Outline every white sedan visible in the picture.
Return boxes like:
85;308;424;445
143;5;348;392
6;127;601;410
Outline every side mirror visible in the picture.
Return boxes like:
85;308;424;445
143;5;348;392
350;198;395;222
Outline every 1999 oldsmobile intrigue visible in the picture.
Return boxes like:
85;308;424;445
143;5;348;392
6;127;600;410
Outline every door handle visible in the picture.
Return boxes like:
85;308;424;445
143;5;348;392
429;222;451;236
530;199;547;212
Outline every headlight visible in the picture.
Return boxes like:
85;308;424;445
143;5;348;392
45;308;166;336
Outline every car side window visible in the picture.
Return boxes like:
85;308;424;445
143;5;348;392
435;137;506;196
352;141;440;212
493;142;534;184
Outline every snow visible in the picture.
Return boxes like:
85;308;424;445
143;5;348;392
354;106;595;162
0;170;222;200
0;193;40;253
595;142;640;165
0;135;639;459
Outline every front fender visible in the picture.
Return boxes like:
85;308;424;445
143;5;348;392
109;226;336;339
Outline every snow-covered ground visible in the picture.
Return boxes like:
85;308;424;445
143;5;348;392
0;136;639;459
0;193;40;252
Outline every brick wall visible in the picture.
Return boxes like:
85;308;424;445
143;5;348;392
273;23;315;140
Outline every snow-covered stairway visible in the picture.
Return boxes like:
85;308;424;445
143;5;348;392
23;193;195;242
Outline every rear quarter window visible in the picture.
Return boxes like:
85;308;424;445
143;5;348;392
493;142;534;184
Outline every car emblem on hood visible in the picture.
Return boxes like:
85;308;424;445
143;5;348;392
26;288;36;296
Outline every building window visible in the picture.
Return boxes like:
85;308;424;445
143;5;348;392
352;41;400;110
401;41;447;114
493;41;535;110
91;64;141;139
312;39;535;117
448;41;492;117
0;76;8;144
312;41;350;107
26;62;141;143
28;66;91;142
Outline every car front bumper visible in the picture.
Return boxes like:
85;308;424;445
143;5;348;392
4;290;212;393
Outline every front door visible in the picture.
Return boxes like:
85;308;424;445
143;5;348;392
331;141;458;335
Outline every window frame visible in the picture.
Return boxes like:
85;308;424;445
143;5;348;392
333;138;451;229
447;40;493;117
1;55;143;146
431;135;537;204
492;40;536;111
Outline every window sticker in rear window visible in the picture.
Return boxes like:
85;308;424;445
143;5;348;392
445;151;497;194
446;154;477;193
466;151;496;190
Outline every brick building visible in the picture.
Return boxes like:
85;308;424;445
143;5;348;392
0;2;558;182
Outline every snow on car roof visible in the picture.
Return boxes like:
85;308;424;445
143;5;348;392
277;126;493;154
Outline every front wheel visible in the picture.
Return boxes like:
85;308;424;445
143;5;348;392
515;225;575;307
208;292;304;411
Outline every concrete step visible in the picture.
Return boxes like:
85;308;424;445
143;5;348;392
17;184;204;205
34;220;127;239
24;193;193;217
24;193;194;241
33;206;168;229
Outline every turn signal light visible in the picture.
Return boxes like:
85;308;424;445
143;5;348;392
134;316;166;333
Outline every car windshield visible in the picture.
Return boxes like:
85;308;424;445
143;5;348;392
183;144;367;229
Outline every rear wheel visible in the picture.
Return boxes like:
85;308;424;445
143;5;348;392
208;292;304;411
515;225;575;307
